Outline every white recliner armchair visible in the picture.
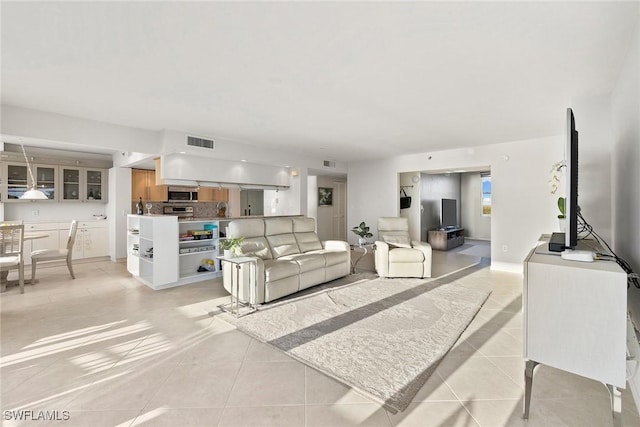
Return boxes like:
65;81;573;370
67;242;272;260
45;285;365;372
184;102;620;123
374;217;432;278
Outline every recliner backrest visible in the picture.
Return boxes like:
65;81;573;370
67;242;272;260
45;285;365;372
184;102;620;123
265;218;300;258
293;217;323;252
377;217;412;248
229;219;273;259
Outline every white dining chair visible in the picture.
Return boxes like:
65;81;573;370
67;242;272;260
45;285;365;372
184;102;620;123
31;220;78;283
1;224;25;293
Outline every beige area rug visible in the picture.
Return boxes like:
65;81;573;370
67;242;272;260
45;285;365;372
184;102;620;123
219;267;491;413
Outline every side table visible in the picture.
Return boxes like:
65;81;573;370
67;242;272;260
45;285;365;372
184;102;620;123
217;256;257;317
350;244;375;273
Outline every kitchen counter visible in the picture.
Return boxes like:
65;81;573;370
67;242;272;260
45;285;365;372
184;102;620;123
178;215;302;222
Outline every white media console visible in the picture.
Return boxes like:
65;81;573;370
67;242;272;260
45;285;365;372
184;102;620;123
523;237;628;426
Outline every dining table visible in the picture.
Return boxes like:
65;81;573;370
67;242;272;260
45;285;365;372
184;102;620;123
1;232;49;292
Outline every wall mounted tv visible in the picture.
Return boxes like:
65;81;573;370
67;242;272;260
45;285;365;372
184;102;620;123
441;198;458;229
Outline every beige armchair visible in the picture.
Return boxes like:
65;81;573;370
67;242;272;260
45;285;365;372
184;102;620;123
374;217;432;278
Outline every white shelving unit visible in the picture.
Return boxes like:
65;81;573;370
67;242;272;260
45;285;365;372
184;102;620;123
178;220;221;285
126;215;222;290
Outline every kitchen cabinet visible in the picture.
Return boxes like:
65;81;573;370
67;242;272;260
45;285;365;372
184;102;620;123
132;169;167;202
22;222;63;265
21;220;108;264
198;187;229;202
60;167;108;203
2;162;58;202
70;221;108;259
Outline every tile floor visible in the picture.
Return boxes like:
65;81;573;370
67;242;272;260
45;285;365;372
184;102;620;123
1;254;639;427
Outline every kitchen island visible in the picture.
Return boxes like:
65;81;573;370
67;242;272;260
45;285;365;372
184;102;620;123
126;214;301;290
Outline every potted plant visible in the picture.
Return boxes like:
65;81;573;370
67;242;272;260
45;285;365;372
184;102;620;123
220;237;245;258
351;222;373;246
557;197;566;231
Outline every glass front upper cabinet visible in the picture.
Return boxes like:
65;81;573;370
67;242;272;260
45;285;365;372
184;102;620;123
6;163;28;200
2;162;57;202
61;167;81;201
34;165;57;200
85;169;105;201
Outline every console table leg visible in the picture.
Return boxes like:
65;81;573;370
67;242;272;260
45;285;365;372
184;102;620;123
607;384;623;427
523;360;539;420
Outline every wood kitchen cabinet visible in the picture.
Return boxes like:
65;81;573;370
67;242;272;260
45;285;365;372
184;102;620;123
198;187;229;202
132;169;167;202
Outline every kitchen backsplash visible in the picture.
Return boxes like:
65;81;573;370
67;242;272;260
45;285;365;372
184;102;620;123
130;202;225;218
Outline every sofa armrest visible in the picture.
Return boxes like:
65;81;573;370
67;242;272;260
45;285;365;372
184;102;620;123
411;240;432;278
323;240;350;252
374;241;390;278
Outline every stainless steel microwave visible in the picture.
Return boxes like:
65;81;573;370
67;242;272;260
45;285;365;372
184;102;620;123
167;187;198;202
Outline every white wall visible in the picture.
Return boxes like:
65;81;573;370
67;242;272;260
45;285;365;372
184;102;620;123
107;167;132;260
612;18;640;324
461;172;492;240
348;137;563;272
4;201;107;222
420;173;461;237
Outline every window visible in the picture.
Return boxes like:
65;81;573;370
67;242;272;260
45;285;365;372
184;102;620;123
481;173;491;215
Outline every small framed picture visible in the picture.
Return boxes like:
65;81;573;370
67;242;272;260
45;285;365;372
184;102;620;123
318;187;333;206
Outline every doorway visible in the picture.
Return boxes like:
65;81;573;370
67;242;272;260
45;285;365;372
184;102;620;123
240;189;264;216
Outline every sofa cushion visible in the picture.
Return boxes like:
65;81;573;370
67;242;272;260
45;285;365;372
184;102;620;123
389;247;425;262
265;218;293;235
308;249;348;267
281;253;326;272
293;217;322;251
295;233;322;252
230;218;265;238
264;259;300;282
240;237;273;260
267;233;301;258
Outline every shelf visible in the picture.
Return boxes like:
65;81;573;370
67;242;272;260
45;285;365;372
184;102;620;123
179;270;220;281
180;249;216;257
179;238;215;244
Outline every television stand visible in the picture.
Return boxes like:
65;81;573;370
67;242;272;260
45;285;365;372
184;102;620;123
427;228;464;251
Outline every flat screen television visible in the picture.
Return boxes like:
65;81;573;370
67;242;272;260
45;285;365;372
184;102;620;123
549;108;579;252
441;198;457;228
565;107;579;249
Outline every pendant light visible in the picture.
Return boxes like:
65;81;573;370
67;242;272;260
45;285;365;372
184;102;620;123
19;143;48;200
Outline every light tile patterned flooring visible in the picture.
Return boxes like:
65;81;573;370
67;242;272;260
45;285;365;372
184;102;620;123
1;254;639;427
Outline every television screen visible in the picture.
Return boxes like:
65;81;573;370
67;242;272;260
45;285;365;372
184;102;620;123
565;107;579;249
441;198;457;228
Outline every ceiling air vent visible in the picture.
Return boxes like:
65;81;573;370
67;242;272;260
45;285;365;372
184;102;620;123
186;135;215;150
323;160;336;168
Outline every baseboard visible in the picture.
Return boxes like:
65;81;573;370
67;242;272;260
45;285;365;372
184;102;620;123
490;261;523;274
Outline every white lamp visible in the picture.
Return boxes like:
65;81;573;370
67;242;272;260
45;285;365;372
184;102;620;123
19;144;48;200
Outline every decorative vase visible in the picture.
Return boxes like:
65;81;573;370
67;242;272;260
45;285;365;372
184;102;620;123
358;237;366;246
224;249;235;258
558;218;566;232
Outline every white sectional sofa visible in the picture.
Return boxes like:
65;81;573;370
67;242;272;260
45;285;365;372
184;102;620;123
222;217;350;304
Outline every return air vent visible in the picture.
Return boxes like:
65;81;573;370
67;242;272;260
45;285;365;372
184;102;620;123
186;135;215;150
323;160;336;168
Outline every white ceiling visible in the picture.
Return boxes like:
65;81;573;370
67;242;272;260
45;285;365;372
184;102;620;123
1;1;638;162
